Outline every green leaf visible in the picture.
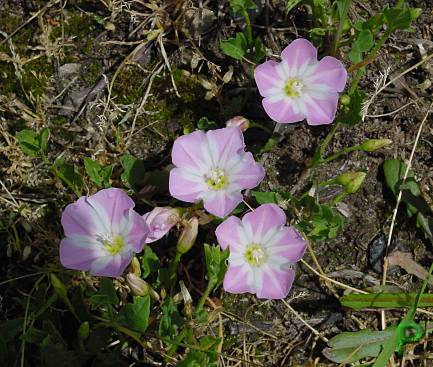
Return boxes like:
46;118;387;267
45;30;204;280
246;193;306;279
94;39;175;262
286;0;303;13
323;326;397;364
252;37;266;62
158;297;184;339
383;159;433;241
259;134;279;154
220;33;247;60
229;0;256;13
383;159;422;216
337;89;365;125
252;191;278;205
372;330;397;367
196;117;217;131
141;246;161;279
83;157;112;187
0;318;23;343
117;295;150;333
296;196;344;241
383;2;421;31
53;157;83;196
348;29;374;63
16;128;50;157
336;0;351;19
120;154;145;190
178;350;213;367
178;336;219;367
90;278;119;308
16;129;41;156
83;157;102;185
340;292;433;310
39;127;50;153
100;165;113;187
204;244;229;288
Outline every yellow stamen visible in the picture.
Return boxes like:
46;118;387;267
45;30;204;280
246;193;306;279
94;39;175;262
245;244;267;266
103;235;125;255
284;78;304;98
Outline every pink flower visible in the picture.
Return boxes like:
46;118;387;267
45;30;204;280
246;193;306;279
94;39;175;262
143;207;180;243
254;38;347;125
60;188;149;277
169;127;265;218
215;204;307;299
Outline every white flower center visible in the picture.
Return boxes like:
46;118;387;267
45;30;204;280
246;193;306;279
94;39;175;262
204;168;228;190
284;78;304;98
244;244;267;267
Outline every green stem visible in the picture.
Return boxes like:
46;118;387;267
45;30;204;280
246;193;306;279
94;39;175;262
319;144;361;165
309;121;341;168
249;121;274;135
242;9;253;44
410;261;433;320
331;0;352;57
168;251;182;289
331;191;348;205
196;279;216;313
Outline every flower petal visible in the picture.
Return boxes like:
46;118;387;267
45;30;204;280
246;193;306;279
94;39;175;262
254;60;283;97
256;267;295;299
169;167;205;203
203;190;243;218
206;127;245;168
242;204;287;241
267;227;307;263
61;196;108;237
262;97;305;124
215;215;243;250
90;254;131;277
88;188;135;231
281;39;317;70
59;236;105;271
306;56;347;92
124;210;148;252
223;264;254;294
143;208;177;243
171;130;212;172
305;94;338;125
229;152;265;189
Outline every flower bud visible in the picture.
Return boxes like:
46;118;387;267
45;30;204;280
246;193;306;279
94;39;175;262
359;138;392;152
143;207;180;243
130;256;141;276
77;322;90;340
225;116;250;132
195;210;214;225
177;217;199;254
335;172;366;194
126;273;149;296
340;94;351;106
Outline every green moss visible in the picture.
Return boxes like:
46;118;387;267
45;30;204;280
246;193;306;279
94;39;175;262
171;68;205;103
50;12;99;42
0;11;34;48
112;65;145;104
22;57;53;98
0;51;16;95
83;60;102;85
51;116;68;125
